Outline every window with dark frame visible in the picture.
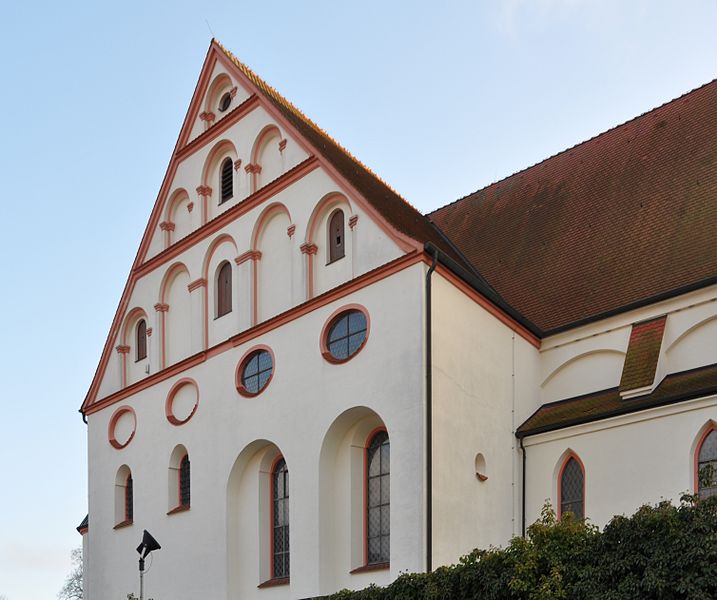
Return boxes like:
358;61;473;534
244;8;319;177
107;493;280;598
179;454;191;508
216;261;232;318
328;209;345;263
220;158;233;203
326;310;367;361
560;457;584;519
136;319;147;361
698;430;717;499
218;92;232;112
366;430;390;565
125;474;134;522
240;350;273;395
272;457;290;579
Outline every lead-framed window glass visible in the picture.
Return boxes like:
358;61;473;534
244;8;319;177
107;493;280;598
367;430;390;565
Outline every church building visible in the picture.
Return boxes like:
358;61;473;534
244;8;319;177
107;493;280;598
78;40;717;599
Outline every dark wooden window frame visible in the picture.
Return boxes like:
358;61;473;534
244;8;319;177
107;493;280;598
327;209;345;264
220;157;234;203
216;261;232;318
135;319;147;362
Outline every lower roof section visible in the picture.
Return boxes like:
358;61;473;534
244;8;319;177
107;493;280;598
517;362;717;438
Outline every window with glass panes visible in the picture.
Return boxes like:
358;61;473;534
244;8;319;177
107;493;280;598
179;455;190;507
559;457;584;519
326;310;367;362
272;458;290;579
366;430;390;565
240;350;273;395
698;429;717;498
125;474;133;522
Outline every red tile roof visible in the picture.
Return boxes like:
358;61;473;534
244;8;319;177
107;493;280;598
430;79;717;333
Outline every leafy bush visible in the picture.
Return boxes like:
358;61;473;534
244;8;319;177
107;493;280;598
319;495;717;600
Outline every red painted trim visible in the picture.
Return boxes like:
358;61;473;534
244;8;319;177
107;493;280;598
363;427;388;567
287;224;296;238
693;422;717;494
350;562;389;575
319;304;370;364
348;215;359;230
300;243;318;299
250;203;292;252
434;264;541;349
250;125;281;194
108;406;136;450
556;451;586;520
268;453;286;581
116;345;130;353
167;504;190;516
84;252;420;414
257;577;289;588
188;278;207;292
165;378;199;426
78;527;88;535
235;345;275;398
201;234;239;347
113;520;133;530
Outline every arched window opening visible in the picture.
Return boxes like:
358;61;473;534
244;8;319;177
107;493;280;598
328;209;345;263
218;92;232;113
559;456;584;519
698;429;717;498
179;454;191;508
136;319;147;361
366;430;390;565
220;158;233;203
125;474;134;522
271;457;290;579
216;261;232;318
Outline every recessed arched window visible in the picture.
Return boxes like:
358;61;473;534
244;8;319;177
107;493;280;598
114;465;133;528
220;157;233;203
236;348;274;396
324;309;368;363
179;454;191;508
136;319;147;361
218;91;232;113
559;455;584;520
697;429;717;499
366;430;390;565
271;457;290;580
216;261;232;318
328;209;345;263
125;473;134;522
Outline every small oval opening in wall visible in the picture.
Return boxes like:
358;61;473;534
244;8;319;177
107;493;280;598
108;406;137;449
166;378;199;426
475;453;488;481
236;346;275;397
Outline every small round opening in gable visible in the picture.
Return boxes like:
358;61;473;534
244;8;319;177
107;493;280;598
108;407;136;449
218;92;232;113
166;379;199;426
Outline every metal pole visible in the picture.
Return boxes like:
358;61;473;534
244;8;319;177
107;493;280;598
139;557;145;600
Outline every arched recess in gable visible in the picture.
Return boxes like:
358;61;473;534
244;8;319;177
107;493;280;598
202;234;239;347
205;73;233;115
250;125;283;193
164;188;192;245
121;307;150;386
541;349;626;403
201;139;239;223
158;262;193;368
305;192;355;298
251;203;293;324
666;315;717;375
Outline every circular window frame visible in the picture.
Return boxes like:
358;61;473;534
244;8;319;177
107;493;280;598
235;345;275;397
218;91;232;113
108;405;137;450
320;304;370;364
165;378;200;426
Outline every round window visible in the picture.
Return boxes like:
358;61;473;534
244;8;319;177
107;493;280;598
237;348;273;396
218;92;232;112
324;309;368;362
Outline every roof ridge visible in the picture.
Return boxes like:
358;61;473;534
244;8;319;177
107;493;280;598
214;40;421;213
427;76;717;217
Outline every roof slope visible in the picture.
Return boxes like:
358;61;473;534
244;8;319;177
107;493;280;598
430;79;717;333
216;42;467;267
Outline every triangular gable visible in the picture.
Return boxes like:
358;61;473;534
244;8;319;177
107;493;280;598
82;40;466;414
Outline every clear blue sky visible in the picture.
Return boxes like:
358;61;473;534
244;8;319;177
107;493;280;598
1;1;716;597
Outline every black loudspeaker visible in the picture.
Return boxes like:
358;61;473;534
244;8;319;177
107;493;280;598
136;529;162;558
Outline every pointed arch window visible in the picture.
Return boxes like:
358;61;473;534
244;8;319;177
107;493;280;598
328;209;345;263
366;430;390;565
697;429;717;499
220;158;233;203
216;261;232;318
271;457;290;580
559;455;584;519
136;319;147;361
179;454;191;508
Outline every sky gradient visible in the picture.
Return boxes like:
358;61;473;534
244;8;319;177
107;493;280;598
1;1;716;598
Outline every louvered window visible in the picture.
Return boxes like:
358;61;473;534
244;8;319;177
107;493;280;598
328;210;345;263
698;430;717;499
125;474;134;522
220;158;233;203
179;455;190;507
559;457;584;519
216;262;232;317
136;319;147;361
272;458;290;579
367;430;390;565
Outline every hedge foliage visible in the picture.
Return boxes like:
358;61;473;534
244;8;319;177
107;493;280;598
319;495;717;600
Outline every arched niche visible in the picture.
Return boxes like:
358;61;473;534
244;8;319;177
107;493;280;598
202;234;239;346
166;188;192;243
666;315;717;375
251;125;283;192
159;263;192;367
201;139;239;221
541;349;625;403
121;307;150;385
